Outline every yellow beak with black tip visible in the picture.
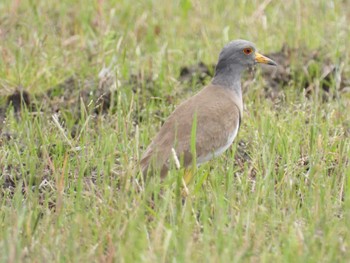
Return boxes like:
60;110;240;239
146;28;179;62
255;52;277;66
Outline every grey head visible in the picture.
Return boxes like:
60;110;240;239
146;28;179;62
212;39;276;87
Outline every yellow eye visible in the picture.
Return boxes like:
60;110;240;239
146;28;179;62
243;48;253;55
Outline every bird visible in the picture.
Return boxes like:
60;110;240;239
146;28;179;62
140;39;277;182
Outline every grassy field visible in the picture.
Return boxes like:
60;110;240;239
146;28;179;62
1;0;350;262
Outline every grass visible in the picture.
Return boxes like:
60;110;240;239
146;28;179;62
1;0;350;262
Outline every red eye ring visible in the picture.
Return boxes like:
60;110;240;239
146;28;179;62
243;48;253;55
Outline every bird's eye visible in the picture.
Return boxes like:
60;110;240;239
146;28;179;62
243;48;253;55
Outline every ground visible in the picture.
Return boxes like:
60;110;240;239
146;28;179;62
0;0;350;262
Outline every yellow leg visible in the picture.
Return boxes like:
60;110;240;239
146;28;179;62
183;169;194;185
181;167;197;198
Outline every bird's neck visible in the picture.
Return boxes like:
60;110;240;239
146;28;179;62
211;64;243;99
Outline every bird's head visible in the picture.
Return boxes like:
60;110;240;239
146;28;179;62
216;39;277;72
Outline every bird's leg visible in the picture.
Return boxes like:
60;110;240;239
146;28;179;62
181;167;198;198
183;169;194;185
179;169;191;198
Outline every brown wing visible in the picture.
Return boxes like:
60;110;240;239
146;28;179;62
140;84;242;178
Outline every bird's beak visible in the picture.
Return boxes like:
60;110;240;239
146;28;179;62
255;52;277;66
